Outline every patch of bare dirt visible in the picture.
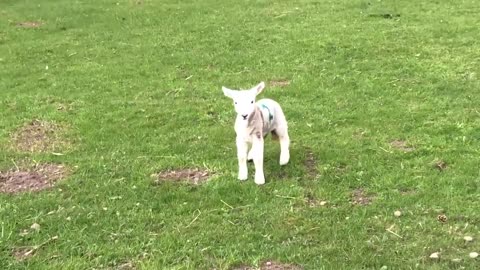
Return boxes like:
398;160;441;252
12;235;58;261
304;148;317;179
397;188;417;196
434;160;448;171
269;80;290;87
232;260;302;270
390;140;415;152
351;188;374;206
152;168;210;185
0;163;69;194
109;261;136;270
352;129;368;140
16;21;43;28
437;214;448;223
303;192;327;207
12;247;35;261
11;119;69;153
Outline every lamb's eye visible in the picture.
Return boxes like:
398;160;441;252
234;102;237;104
251;101;254;104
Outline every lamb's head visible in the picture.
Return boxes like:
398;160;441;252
222;82;265;120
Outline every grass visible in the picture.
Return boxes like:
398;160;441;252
1;0;480;269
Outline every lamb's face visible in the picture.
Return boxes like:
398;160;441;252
231;91;257;120
222;82;265;120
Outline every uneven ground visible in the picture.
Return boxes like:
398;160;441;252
1;0;479;269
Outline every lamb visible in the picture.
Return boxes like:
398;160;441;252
222;81;290;185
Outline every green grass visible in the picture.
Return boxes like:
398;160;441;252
1;0;480;269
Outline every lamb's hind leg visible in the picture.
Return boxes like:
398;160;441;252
275;126;290;166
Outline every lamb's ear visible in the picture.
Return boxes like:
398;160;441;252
222;87;235;99
252;81;265;96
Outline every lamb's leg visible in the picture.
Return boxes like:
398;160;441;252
279;134;290;165
276;126;290;166
252;135;265;185
236;137;248;180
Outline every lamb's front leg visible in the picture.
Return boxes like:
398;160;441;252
236;137;248;181
252;135;265;185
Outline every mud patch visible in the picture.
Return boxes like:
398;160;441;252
0;163;69;194
269;80;290;87
304;148;317;179
390;139;415;152
152;168;210;185
16;21;43;28
350;188;374;206
233;260;302;270
11;119;69;153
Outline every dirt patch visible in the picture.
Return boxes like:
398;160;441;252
269;80;290;87
233;260;302;270
16;21;43;28
368;13;401;19
397;188;417;195
437;214;448;223
434;160;448;171
350;188;374;206
0;163;69;194
352;129;368;140
109;261;136;270
390;140;415;152
304;193;327;208
11;235;58;261
11;119;69;153
12;247;35;261
304;148;317;179
305;195;327;207
152;168;210;185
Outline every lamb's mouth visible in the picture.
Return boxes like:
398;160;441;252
241;114;248;120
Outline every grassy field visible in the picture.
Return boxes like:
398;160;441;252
1;0;480;269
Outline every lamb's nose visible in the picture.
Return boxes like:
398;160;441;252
242;114;248;120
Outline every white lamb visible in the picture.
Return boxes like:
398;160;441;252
222;81;290;185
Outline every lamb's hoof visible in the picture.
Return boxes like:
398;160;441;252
254;176;265;185
238;173;248;181
279;154;290;166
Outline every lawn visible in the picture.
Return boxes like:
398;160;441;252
1;0;479;269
